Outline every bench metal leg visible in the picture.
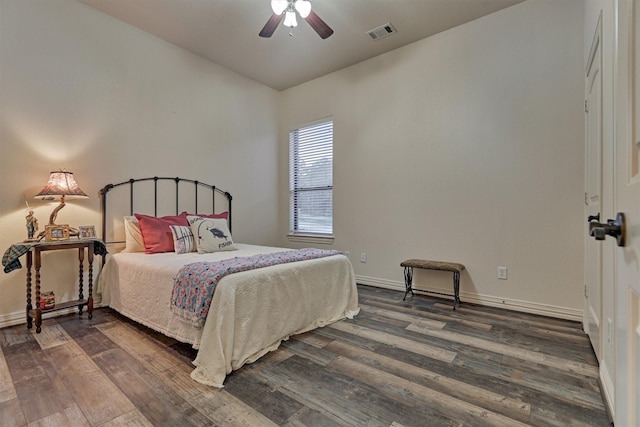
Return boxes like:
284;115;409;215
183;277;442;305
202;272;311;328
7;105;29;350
403;267;414;300
453;270;461;310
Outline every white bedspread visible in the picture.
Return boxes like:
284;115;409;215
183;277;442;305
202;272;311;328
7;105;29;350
97;243;359;387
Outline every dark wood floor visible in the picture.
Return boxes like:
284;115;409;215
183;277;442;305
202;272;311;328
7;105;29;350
0;285;611;426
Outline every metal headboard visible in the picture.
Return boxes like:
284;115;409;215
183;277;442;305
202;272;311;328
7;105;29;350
99;176;232;245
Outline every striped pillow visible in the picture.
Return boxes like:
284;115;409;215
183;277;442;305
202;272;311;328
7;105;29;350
169;225;196;254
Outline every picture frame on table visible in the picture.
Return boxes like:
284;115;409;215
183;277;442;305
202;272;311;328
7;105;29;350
45;224;70;242
78;225;96;239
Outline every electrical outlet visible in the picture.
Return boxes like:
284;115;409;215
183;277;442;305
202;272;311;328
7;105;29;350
497;266;508;280
360;252;367;263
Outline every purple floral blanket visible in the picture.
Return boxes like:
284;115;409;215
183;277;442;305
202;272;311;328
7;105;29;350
171;248;341;326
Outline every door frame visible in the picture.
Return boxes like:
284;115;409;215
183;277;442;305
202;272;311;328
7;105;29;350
614;1;640;424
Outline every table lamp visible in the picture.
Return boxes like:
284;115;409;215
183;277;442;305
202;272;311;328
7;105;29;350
34;170;88;238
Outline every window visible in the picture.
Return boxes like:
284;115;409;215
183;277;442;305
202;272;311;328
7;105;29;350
289;118;333;236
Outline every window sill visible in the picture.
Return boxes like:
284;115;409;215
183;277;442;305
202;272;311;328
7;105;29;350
287;233;334;245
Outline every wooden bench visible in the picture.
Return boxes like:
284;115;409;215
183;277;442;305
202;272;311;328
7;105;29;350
400;259;465;310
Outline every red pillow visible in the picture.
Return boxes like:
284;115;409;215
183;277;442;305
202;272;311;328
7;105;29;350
135;213;189;254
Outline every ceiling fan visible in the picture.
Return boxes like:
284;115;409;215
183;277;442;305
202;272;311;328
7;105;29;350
259;0;334;39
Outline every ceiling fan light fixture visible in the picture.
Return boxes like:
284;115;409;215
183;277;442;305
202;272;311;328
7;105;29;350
295;0;311;18
271;0;287;15
260;0;332;39
284;10;298;27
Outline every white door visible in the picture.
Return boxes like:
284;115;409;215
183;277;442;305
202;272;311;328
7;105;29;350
614;1;640;424
585;15;603;360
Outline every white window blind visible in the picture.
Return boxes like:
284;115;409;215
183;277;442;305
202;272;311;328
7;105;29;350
289;119;333;236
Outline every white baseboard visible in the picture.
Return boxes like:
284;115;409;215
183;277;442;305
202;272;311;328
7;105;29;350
599;361;615;421
0;307;87;330
0;278;583;328
356;275;583;322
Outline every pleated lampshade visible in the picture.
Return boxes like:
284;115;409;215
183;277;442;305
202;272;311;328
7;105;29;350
35;171;88;200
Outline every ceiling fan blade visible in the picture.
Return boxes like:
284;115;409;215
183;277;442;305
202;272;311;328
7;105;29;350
259;13;285;38
304;10;333;39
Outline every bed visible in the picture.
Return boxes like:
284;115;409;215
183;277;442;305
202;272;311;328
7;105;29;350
96;177;359;387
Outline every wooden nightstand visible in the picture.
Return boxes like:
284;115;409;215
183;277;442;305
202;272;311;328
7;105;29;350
2;239;107;333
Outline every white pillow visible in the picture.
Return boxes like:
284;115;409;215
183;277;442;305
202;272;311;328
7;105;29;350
170;225;196;254
187;215;237;253
122;216;145;253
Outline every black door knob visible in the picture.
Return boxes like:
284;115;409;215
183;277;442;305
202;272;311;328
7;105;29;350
588;212;626;247
587;213;600;222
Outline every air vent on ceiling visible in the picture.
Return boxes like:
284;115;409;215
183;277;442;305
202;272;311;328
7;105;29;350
366;23;397;41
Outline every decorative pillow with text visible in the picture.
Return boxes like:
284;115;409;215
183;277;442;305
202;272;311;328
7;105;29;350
187;215;237;253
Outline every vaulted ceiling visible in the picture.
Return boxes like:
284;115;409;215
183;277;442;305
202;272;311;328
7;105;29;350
79;0;525;91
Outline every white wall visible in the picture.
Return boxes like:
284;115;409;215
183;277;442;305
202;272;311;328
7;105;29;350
0;0;280;325
279;0;586;319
